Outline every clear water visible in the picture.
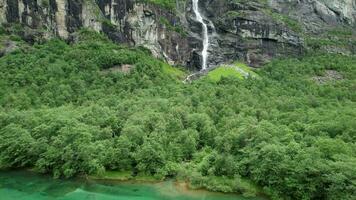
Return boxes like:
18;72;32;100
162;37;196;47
0;171;263;200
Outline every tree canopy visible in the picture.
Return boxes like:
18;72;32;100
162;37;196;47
0;30;355;199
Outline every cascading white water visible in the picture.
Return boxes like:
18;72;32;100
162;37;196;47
192;0;209;70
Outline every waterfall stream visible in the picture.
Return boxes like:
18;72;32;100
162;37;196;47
192;0;209;70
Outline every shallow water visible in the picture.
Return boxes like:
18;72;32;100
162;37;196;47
0;171;263;200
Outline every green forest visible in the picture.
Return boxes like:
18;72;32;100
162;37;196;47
0;30;355;200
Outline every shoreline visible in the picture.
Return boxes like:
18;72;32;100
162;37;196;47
88;173;266;199
0;169;267;199
90;177;248;198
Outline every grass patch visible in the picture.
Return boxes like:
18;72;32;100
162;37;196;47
208;67;245;81
139;0;185;10
207;62;258;82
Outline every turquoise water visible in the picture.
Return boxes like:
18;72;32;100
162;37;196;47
0;171;263;200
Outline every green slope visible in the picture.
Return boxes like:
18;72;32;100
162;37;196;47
0;30;355;200
207;62;258;82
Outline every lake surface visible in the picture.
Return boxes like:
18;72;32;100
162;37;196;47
0;171;263;200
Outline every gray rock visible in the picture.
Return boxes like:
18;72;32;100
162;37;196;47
0;0;354;69
0;39;17;57
313;70;344;84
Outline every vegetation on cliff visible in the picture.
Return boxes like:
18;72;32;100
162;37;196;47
0;30;355;200
140;0;184;10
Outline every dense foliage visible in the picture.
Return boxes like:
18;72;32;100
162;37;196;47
0;30;355;200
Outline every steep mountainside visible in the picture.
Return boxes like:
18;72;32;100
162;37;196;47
0;30;355;200
0;0;355;68
0;2;356;200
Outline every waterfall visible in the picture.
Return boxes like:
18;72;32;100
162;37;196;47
192;0;209;70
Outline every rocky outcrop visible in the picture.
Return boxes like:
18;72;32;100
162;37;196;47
0;39;17;57
268;0;356;33
0;0;190;65
197;0;304;67
95;0;191;65
0;0;355;69
122;3;190;65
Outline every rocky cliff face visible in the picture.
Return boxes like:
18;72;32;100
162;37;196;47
199;0;304;67
269;0;356;31
0;0;355;69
